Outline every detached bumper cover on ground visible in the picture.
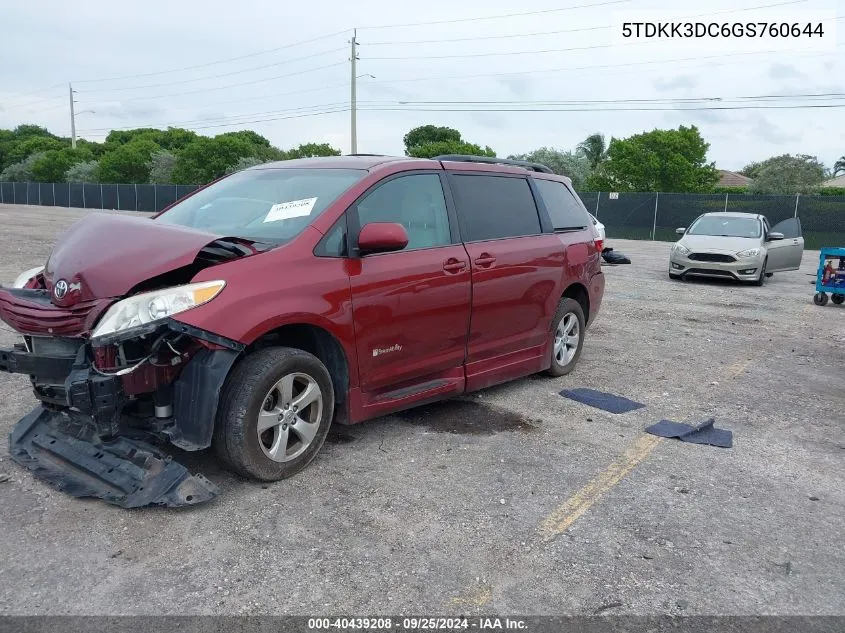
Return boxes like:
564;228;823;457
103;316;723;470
9;406;218;508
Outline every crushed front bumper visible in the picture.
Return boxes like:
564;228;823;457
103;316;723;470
10;406;218;508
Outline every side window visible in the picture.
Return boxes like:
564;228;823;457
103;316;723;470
356;174;451;250
534;179;591;230
314;215;347;257
450;175;541;242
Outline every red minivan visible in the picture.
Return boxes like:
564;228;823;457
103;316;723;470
0;154;604;507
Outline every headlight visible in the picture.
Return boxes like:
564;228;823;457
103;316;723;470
737;248;761;258
91;280;225;339
672;243;690;256
11;266;44;288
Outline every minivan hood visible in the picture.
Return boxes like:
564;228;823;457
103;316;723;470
43;214;250;306
680;234;760;253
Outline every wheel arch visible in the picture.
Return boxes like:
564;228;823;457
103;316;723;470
561;282;590;324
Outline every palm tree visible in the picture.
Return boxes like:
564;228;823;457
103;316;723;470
577;133;607;169
834;155;845;176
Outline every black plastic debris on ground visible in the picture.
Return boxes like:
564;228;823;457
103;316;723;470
602;248;631;264
560;388;646;414
645;418;733;448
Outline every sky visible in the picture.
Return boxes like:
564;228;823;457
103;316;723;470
0;0;843;171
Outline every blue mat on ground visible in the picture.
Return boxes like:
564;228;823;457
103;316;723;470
645;418;733;448
560;388;646;414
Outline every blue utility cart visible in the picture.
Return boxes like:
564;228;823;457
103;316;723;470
813;247;845;306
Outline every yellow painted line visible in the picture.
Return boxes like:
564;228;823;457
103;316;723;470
539;434;662;541
449;584;492;609
726;358;753;379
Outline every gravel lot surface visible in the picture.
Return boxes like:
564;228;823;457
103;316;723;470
0;204;842;616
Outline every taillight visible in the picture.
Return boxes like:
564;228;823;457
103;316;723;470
595;238;603;252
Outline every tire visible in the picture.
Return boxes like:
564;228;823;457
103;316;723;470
213;347;335;481
753;259;767;286
545;298;586;377
832;294;844;305
814;292;829;306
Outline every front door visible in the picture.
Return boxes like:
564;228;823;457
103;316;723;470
347;172;471;394
767;217;804;271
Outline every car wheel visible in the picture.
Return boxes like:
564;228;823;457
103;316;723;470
213;347;335;481
753;259;767;286
545;298;586;377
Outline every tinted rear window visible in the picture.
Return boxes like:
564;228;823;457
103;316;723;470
450;174;541;241
534;179;591;230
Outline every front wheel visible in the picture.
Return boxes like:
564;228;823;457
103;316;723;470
213;347;335;481
832;294;844;305
546;298;586;377
753;259;767;286
814;292;829;306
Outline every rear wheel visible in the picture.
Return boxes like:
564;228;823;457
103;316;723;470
213;347;335;481
546;298;586;377
832;294;844;305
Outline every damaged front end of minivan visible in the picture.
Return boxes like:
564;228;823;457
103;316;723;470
0;214;262;508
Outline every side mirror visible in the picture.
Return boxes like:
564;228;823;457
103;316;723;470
767;232;784;241
676;227;686;235
357;222;409;254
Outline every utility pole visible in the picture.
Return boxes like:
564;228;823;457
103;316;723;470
68;82;77;149
350;28;358;154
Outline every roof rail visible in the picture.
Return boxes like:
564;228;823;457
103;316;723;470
433;154;554;174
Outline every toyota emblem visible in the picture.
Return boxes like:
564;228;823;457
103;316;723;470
54;279;69;299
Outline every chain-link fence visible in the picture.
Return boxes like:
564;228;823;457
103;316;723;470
1;182;842;249
0;182;201;213
588;191;844;250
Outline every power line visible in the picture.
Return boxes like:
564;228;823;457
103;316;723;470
359;103;845;112
80;47;348;95
358;0;632;29
75;61;347;104
72;29;351;84
363;0;808;45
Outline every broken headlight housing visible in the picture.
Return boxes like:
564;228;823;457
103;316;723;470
91;280;226;340
11;266;44;288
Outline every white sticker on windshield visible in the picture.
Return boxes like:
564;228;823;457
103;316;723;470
263;197;318;223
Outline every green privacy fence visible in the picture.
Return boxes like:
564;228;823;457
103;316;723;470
579;191;844;250
1;182;842;250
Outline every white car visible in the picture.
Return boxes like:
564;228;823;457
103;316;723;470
588;213;605;249
669;212;803;285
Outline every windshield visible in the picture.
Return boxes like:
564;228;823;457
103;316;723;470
687;215;761;238
156;168;366;243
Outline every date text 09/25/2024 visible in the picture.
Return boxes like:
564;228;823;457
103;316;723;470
307;618;528;631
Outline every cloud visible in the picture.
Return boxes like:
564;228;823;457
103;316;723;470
767;63;806;81
90;102;166;120
470;112;508;130
653;75;698;92
497;77;531;98
749;115;801;145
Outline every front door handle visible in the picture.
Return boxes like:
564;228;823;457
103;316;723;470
474;253;496;267
443;258;467;274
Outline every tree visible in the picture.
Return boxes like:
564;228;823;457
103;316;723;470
747;154;827;194
283;142;341;159
148;149;177;183
833;156;845;176
97;138;162;183
585;125;719;192
403;125;462;155
224;156;269;174
171;135;257;184
508;148;591;190
65;161;100;183
576;133;607;169
407;139;495;159
4;136;66;168
0;152;47;181
31;148;93;182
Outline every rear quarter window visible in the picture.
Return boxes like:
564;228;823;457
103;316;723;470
534;179;591;230
449;174;542;241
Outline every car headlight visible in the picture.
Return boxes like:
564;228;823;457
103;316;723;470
11;266;44;288
91;280;225;339
736;248;761;258
672;243;690;256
